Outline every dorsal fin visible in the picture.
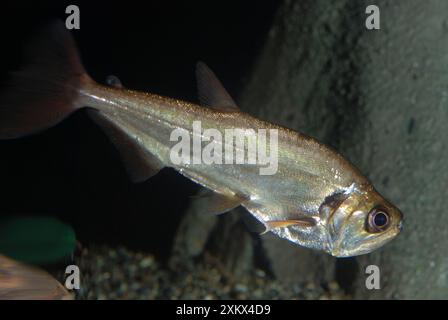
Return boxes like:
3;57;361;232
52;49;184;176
195;61;240;111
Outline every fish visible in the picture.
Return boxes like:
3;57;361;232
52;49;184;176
0;255;73;300
0;21;403;257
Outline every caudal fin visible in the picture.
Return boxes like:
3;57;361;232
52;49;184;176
0;255;73;300
0;20;89;139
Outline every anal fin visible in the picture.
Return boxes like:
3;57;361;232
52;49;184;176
88;110;164;183
191;190;247;215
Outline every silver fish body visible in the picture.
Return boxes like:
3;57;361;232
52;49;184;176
80;79;402;257
0;21;403;257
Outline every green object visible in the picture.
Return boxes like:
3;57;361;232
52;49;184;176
0;216;76;265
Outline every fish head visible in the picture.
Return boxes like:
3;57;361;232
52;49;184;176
326;184;403;257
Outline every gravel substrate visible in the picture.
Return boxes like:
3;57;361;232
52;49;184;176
70;245;349;300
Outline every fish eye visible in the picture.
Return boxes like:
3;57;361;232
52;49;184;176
367;208;390;232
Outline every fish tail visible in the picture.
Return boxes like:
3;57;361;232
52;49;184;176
0;20;92;139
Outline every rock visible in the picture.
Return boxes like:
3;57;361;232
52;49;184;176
238;0;356;286
170;0;447;299
74;245;345;299
349;0;448;299
238;0;448;299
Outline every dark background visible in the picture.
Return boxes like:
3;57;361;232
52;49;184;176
2;1;447;299
0;1;279;260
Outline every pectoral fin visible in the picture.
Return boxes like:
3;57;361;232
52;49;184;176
195;61;240;112
191;191;247;215
262;218;316;235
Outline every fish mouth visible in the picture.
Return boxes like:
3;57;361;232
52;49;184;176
328;240;378;257
329;226;400;257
